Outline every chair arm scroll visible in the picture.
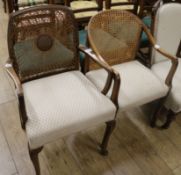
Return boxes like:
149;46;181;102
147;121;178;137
142;25;178;87
5;60;23;96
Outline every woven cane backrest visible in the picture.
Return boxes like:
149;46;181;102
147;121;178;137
88;10;142;69
8;5;79;82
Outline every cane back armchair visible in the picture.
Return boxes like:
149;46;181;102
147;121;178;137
150;3;181;128
5;5;119;174
86;9;178;127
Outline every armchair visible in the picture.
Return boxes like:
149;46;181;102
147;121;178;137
150;3;181;128
86;9;178;128
5;5;119;175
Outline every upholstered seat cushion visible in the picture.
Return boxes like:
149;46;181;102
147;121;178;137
23;71;116;149
151;59;181;113
86;60;168;111
18;0;47;7
71;0;98;18
110;0;134;10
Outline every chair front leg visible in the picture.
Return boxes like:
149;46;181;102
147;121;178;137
150;97;165;128
29;146;43;175
161;109;175;129
150;97;175;129
100;120;116;156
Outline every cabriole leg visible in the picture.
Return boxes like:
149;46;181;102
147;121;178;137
29;146;43;175
150;98;165;128
100;120;116;156
161;109;175;129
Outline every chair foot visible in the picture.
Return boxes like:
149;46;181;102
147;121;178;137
100;120;116;156
29;146;43;175
99;148;108;156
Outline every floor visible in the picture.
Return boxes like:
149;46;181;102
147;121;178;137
0;2;181;175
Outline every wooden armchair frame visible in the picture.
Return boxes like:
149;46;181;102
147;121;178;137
5;5;120;175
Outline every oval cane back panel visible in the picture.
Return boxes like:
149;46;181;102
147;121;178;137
88;10;142;70
8;5;79;82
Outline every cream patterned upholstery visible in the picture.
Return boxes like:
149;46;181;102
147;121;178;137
23;71;116;149
109;0;134;10
151;3;181;113
152;3;181;64
86;61;168;111
71;0;98;18
18;0;47;8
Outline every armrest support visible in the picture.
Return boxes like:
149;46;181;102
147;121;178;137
5;60;23;96
5;60;27;129
142;25;179;87
79;45;120;107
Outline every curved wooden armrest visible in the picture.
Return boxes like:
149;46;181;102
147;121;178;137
79;44;113;72
5;61;27;129
5;60;23;96
142;25;179;87
79;45;120;107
